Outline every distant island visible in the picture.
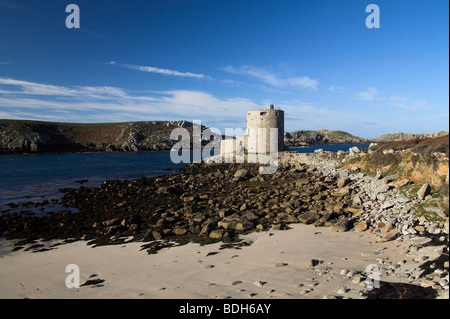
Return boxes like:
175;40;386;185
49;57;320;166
284;129;449;147
0;119;448;154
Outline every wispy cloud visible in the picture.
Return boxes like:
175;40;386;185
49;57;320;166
328;85;346;94
0;1;37;14
0;77;258;124
222;65;319;90
107;61;207;79
356;87;378;101
387;96;431;112
0;61;12;65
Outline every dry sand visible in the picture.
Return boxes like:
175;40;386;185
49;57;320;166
0;223;434;299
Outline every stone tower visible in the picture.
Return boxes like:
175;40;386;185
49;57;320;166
220;104;284;156
245;104;284;153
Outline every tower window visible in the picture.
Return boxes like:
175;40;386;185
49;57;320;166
260;112;267;116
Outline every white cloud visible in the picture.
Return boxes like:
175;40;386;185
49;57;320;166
387;96;430;111
328;85;346;93
356;87;378;101
0;77;365;132
223;65;318;90
107;61;207;79
0;77;78;96
0;77;259;125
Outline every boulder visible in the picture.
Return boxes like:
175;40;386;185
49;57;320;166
417;183;431;200
298;211;321;224
354;221;368;232
337;178;350;188
174;228;187;235
394;179;410;189
233;169;250;182
200;220;217;235
209;229;226;239
348;147;360;157
378;230;400;243
331;217;349;232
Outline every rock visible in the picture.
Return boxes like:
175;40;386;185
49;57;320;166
354;221;368;232
417;183;431;200
240;203;248;211
349;147;360;157
382;223;394;233
381;202;395;210
372;182;390;195
291;190;300;196
233;169;249;182
274;263;288;267
235;220;254;231
423;206;447;218
394;179;410;189
337;178;350;188
331;217;349;232
352;195;362;205
103;219;120;226
174;228;187;235
200;220;217;235
352;275;362;284
340;269;349;276
253;281;266;287
396;194;411;203
415;226;425;232
209;229;225;239
336;286;348;294
298;211;321;224
407;236;432;245
378;230;400;243
383;174;398;183
298;288;311;295
305;259;320;269
218;208;228;218
334;187;350;197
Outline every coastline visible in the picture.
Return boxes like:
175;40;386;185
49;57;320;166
0;146;448;299
0;223;444;299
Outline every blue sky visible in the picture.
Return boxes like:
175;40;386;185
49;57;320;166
0;0;448;138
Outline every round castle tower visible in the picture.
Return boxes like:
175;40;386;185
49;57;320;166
245;104;284;153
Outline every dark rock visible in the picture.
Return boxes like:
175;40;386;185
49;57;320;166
298;211;321;224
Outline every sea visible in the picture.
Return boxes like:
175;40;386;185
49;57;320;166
0;144;369;211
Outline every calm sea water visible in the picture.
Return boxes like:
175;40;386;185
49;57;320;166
0;144;368;209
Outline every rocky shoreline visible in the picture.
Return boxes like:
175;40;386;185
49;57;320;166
0;150;448;298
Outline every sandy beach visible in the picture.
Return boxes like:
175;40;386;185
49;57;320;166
0;223;442;299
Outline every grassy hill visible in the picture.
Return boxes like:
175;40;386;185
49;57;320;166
0;119;196;154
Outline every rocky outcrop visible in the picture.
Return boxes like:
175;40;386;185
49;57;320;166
283;129;448;147
284;129;368;147
0;120;204;154
375;131;448;143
